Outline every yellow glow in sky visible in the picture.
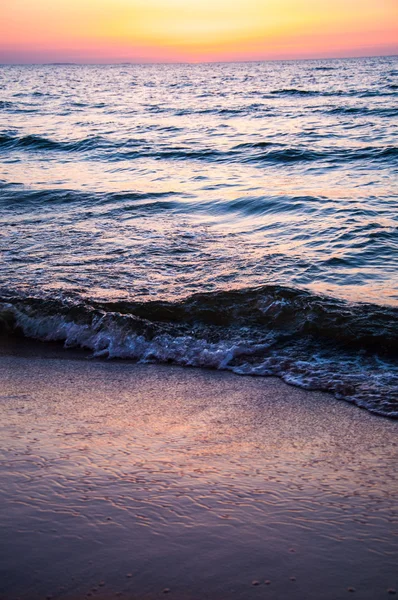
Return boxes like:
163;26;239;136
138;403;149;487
1;0;397;62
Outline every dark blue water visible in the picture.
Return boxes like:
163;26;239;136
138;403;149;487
0;57;397;416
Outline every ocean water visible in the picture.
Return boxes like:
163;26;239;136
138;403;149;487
0;57;397;416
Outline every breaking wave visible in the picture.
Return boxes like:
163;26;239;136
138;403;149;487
1;286;397;418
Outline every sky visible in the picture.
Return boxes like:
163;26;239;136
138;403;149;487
1;0;397;63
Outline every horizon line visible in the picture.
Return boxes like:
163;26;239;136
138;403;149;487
1;52;397;67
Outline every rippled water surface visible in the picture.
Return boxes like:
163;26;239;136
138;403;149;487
0;58;397;415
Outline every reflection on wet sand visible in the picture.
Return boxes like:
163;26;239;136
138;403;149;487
0;352;397;599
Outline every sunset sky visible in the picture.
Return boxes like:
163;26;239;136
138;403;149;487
1;0;397;63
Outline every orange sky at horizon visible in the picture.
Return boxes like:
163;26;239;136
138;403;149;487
1;0;397;63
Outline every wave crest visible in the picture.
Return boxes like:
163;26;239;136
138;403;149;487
1;286;397;418
1;132;396;165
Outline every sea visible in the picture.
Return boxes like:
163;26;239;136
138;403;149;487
0;56;397;417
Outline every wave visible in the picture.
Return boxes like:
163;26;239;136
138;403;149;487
0;101;14;110
0;101;40;113
0;186;324;221
1;132;397;166
1;286;397;418
234;143;398;164
269;88;317;96
266;88;397;98
326;106;398;118
0;187;178;209
0;133;107;152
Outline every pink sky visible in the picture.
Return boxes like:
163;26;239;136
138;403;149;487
1;0;397;63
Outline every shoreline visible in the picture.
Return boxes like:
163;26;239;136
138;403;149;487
0;326;397;421
0;343;397;599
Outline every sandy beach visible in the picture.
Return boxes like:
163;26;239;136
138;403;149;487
0;341;397;600
1;16;398;600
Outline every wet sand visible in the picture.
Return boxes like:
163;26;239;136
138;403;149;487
0;342;397;600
